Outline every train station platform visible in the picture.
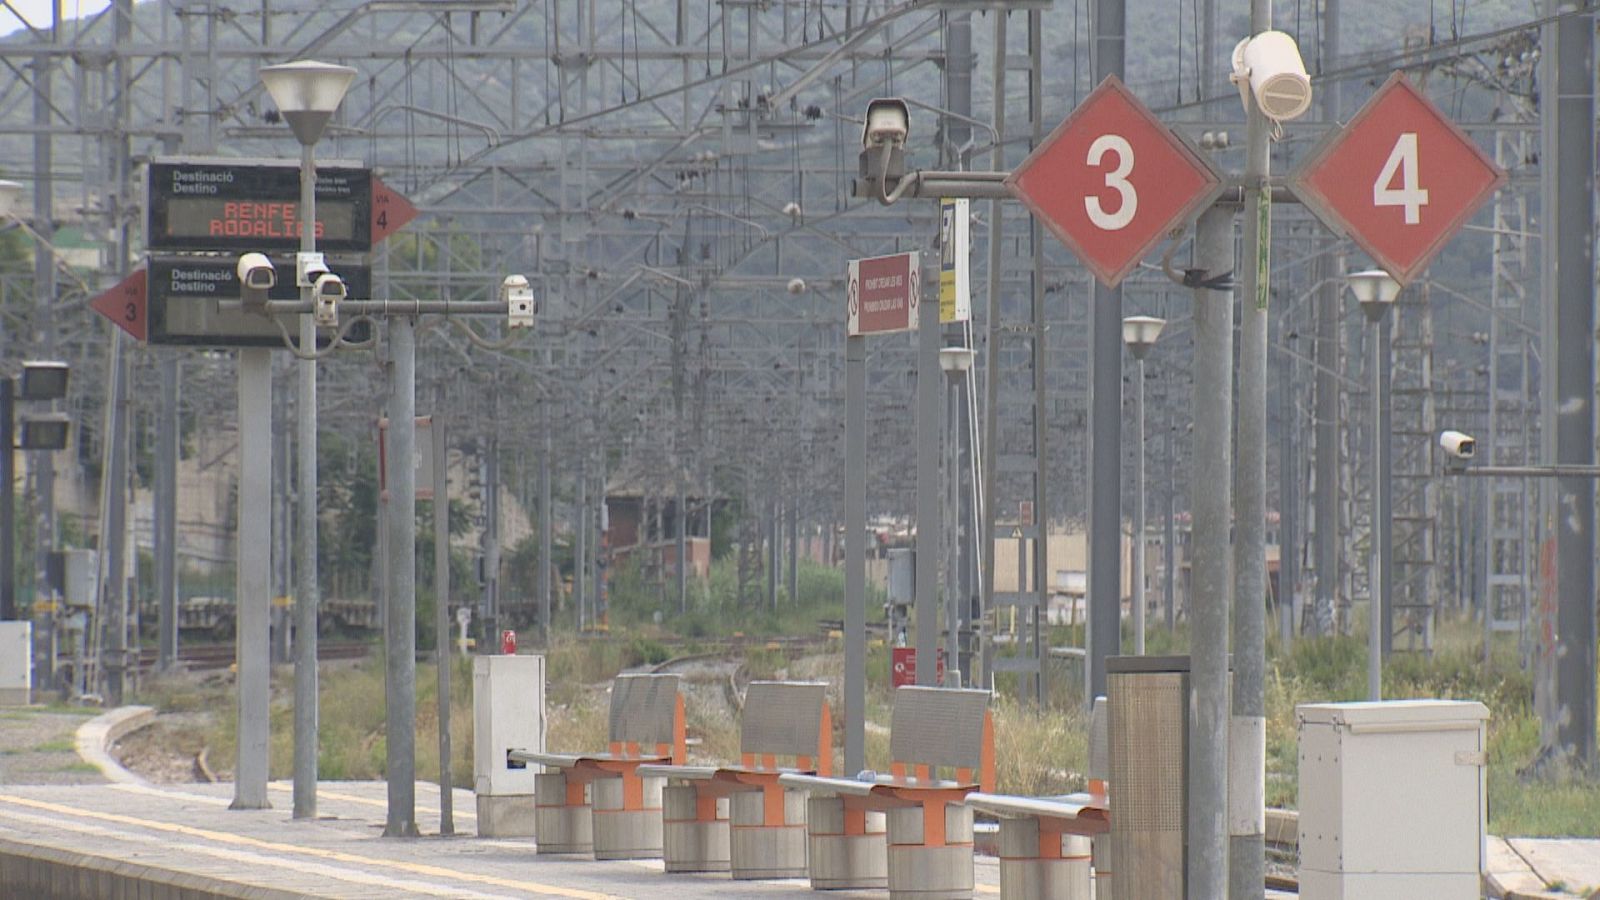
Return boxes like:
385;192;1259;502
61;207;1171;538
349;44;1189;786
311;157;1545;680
0;780;1004;899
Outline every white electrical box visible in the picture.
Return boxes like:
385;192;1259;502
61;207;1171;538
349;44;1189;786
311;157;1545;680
1297;700;1488;900
473;653;545;837
0;621;33;705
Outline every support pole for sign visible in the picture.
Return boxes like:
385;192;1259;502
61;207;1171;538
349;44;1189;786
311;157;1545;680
1087;0;1125;709
540;411;553;644
1230;2;1272;893
844;334;866;776
383;317;419;837
916;268;940;686
432;411;453;835
293;140;320;821
1189;205;1234;898
233;347;272;811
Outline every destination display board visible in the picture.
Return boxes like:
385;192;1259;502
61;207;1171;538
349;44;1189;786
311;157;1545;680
147;254;372;348
146;157;373;254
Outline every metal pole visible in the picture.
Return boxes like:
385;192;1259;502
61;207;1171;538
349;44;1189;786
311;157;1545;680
1548;0;1596;772
575;458;587;632
1133;355;1146;655
768;499;779;611
540;418;553;644
978;10;1006;691
946;372;962;685
383;317;418;837
788;501;799;605
1165;398;1177;633
1378;317;1393;660
432;412;453;835
1313;1;1343;637
156;358;179;671
0;380;13;622
1230;5;1271;895
1368;317;1385;702
844;334;866;775
102;338;130;706
1278;334;1297;647
916;271;940;686
1189;205;1234;897
1088;0;1126;707
293;139;320;820
233;347;273;810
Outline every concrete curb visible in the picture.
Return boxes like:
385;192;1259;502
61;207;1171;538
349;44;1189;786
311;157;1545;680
0;836;311;900
74;705;156;785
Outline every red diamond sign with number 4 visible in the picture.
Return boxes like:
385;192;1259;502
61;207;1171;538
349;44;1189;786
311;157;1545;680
1292;73;1506;286
1007;75;1223;287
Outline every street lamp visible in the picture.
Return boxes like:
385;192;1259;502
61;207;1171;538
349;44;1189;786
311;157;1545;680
259;57;355;822
1122;315;1166;655
2;361;72;621
1347;268;1400;702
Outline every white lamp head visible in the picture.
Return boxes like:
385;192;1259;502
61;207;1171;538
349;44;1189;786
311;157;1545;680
938;347;975;374
1347;269;1401;320
1121;315;1167;359
260;60;358;145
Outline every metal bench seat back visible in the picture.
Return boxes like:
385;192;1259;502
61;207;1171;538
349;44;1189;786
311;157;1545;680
739;681;832;774
888;686;995;790
608;673;685;762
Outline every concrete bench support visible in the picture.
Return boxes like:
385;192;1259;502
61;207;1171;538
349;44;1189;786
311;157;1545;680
591;771;666;860
996;818;1092;900
663;784;730;872
534;771;592;854
805;796;887;890
729;787;807;879
887;802;975;899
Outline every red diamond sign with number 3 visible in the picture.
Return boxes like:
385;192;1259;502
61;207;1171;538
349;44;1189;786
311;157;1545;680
1006;75;1223;287
1292;73;1506;286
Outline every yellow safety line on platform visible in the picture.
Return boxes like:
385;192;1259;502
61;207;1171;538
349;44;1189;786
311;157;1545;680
0;805;518;900
265;781;478;820
0;794;618;900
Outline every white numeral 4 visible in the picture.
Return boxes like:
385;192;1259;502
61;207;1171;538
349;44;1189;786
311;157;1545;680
1373;132;1429;225
1085;134;1138;231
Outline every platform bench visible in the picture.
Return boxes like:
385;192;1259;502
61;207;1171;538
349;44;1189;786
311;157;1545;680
638;680;832;879
781;685;995;899
507;672;685;860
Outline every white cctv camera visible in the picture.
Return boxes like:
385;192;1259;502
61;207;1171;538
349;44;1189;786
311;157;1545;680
1231;31;1313;122
237;253;276;310
786;277;807;295
313;272;346;328
862;98;910;149
502;274;536;329
297;251;329;288
1439;430;1477;460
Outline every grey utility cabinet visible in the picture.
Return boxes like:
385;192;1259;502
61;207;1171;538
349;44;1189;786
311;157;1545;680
1297;700;1489;900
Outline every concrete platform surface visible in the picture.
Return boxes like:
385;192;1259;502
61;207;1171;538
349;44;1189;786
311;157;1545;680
0;780;1000;899
1494;838;1600;899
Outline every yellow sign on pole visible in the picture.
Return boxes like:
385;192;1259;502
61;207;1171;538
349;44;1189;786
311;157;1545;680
938;198;971;324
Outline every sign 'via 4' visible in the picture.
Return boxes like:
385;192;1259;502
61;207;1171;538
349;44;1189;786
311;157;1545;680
1291;73;1507;286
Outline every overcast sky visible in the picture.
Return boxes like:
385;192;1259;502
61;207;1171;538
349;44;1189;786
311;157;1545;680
3;0;110;37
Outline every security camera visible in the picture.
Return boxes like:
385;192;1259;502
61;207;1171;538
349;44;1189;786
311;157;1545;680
862;98;910;149
1231;31;1313;122
297;251;329;288
237;253;276;311
501;274;536;329
786;277;807;295
1439;430;1477;460
313;272;346;328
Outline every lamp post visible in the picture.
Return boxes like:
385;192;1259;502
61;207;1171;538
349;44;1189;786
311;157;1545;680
939;346;975;686
1121;316;1165;656
1348;268;1400;702
259;58;356;821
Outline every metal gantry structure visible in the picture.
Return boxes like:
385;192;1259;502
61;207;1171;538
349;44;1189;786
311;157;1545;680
0;0;1593;777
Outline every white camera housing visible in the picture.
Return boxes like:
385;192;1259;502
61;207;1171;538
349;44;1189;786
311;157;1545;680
862;98;910;148
297;251;328;288
1439;430;1477;460
237;253;276;309
502;274;536;329
1231;31;1313;122
313;272;346;328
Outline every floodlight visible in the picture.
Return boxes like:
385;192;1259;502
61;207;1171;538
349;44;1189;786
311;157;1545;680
1121;316;1167;359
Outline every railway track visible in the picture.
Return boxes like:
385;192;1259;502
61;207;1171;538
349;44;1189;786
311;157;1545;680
137;640;371;672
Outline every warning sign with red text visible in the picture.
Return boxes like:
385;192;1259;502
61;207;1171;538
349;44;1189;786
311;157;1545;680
846;251;920;337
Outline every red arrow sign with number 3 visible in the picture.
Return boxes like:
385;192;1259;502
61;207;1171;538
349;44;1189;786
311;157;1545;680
89;268;148;342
